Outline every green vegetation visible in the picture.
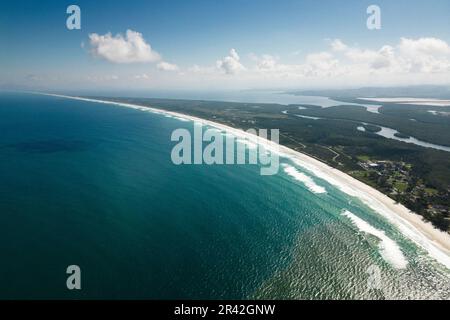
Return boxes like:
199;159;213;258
289;103;450;147
394;132;410;139
357;155;370;161
394;181;408;193
362;124;381;133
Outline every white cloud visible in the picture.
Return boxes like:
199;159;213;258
398;37;450;56
184;37;450;88
397;37;450;73
88;30;161;63
339;45;395;71
304;52;340;75
86;74;120;82
157;61;179;71
254;54;279;71
133;73;150;80
330;39;348;52
216;48;246;74
79;36;450;89
332;38;450;74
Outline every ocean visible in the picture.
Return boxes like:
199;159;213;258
0;92;448;299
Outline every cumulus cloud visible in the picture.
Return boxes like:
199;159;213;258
183;37;450;88
247;37;450;83
266;37;449;79
157;61;179;71
88;30;161;63
253;54;279;71
397;37;450;73
304;52;340;76
330;39;348;52
216;49;246;74
339;45;395;71
399;37;450;56
82;35;450;88
332;37;450;74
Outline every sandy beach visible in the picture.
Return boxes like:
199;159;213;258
39;92;450;269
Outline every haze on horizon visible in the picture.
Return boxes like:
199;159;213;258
1;0;450;92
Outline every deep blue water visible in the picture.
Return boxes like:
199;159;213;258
0;93;448;299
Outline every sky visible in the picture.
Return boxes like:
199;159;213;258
1;0;450;92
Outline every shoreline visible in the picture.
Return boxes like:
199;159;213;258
36;92;450;269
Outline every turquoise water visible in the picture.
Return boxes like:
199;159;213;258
0;93;448;299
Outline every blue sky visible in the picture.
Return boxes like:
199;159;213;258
1;0;450;91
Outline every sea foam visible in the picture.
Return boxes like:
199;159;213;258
283;164;326;194
342;210;408;269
